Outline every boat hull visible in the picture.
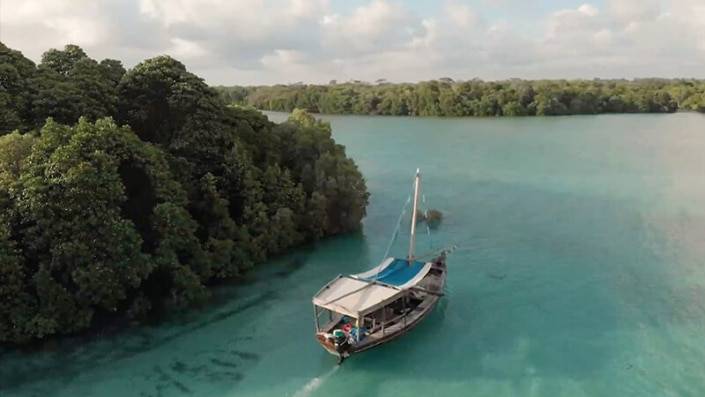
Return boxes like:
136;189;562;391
315;255;446;361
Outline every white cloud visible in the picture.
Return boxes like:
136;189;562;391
136;0;329;68
2;0;705;84
578;4;599;17
607;0;660;22
1;0;113;59
446;1;481;29
169;38;209;59
321;1;417;54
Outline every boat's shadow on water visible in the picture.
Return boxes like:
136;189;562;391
313;180;703;395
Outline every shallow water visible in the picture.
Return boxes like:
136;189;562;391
2;112;705;397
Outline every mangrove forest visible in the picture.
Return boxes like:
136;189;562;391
0;42;369;345
217;79;705;117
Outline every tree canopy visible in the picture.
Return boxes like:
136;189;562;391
0;42;369;344
217;79;705;117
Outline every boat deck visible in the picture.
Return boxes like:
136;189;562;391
314;260;446;359
352;263;445;352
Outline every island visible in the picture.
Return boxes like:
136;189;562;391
0;43;369;345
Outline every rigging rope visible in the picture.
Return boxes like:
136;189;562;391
382;195;412;261
414;244;459;262
422;194;433;252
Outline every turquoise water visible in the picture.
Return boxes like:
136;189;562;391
3;113;705;396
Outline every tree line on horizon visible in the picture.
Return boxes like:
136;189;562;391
216;78;705;117
0;42;369;345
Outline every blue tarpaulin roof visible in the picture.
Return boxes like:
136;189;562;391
314;257;432;317
362;258;426;286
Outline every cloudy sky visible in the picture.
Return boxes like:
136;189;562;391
2;0;705;85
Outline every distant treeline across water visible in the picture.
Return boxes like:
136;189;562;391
215;79;705;117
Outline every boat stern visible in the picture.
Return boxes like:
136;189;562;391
315;332;346;358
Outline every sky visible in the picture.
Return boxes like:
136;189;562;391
1;0;705;85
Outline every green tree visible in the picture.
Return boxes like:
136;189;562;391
0;42;36;133
30;44;120;129
286;109;369;235
0;223;35;343
0;118;218;342
99;59;126;85
40;44;87;76
0;42;370;344
234;78;705;117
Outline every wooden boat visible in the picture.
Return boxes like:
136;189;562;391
312;169;448;363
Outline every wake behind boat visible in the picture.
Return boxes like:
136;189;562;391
312;169;448;363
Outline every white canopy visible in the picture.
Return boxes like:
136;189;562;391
312;258;432;318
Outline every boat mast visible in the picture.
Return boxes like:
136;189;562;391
408;169;421;263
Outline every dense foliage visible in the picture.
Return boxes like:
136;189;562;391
0;43;368;344
218;79;705;116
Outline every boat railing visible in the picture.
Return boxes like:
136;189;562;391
379;310;410;334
